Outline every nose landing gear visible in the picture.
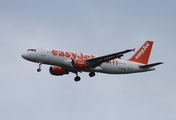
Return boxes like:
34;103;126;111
37;68;41;72
37;62;42;72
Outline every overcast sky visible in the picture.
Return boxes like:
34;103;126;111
0;0;175;120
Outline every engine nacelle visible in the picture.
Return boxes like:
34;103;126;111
71;59;87;69
49;66;69;76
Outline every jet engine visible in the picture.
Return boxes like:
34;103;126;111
71;59;88;69
49;66;69;76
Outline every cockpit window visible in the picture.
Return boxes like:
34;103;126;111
27;49;36;52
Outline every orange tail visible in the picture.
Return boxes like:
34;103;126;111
129;40;153;64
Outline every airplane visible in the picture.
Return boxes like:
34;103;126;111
21;40;163;82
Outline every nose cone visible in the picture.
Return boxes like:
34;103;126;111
21;53;28;60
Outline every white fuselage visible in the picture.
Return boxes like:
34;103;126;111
21;48;155;74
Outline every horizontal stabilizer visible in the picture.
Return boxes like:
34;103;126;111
139;62;163;69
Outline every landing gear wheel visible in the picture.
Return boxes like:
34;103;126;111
37;62;42;72
74;76;81;82
37;68;41;72
89;72;95;77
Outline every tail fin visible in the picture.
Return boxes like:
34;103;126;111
129;40;153;64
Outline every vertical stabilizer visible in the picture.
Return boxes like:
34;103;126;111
129;40;153;64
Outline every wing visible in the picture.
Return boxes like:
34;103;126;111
86;49;134;68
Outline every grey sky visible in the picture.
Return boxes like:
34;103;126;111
0;0;175;120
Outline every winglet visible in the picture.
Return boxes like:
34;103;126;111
129;40;153;64
132;48;136;52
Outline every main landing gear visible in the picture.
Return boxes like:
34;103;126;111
89;72;95;77
74;76;81;82
74;72;96;82
37;62;42;72
74;72;81;82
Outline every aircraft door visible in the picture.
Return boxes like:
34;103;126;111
41;48;46;56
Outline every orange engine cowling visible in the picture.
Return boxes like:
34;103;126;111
71;59;87;69
49;66;69;76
